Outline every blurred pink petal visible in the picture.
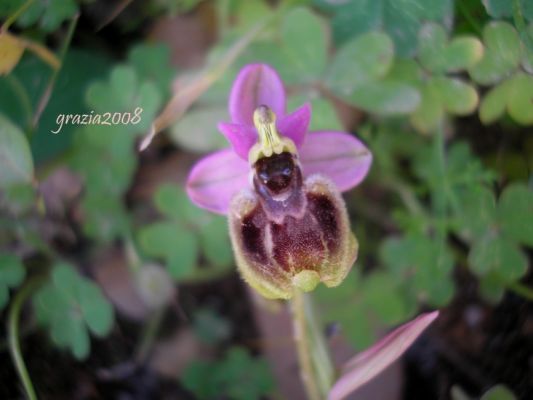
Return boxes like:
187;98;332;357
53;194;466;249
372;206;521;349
229;64;286;126
299;131;372;192
186;149;249;214
277;103;311;148
329;311;439;400
218;122;257;160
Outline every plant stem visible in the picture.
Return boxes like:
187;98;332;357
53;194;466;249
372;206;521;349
1;0;34;32
135;308;165;364
32;13;79;133
506;281;533;301
8;277;44;400
291;291;334;400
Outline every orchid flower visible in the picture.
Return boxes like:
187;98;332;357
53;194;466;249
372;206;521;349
185;64;438;400
186;64;372;299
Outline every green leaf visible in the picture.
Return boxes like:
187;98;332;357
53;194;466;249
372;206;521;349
326;31;394;95
430;77;479;115
153;183;208;225
182;347;274;400
481;384;517;400
169;106;229;152
479;79;511;124
85;65;162;132
281;7;328;83
81;193;130;243
199;216;233;268
506;72;533;125
137;221;199;279
381;235;454;306
482;0;533;21
409;84;443;133
193;309;231;345
361;272;409;324
0;114;33;187
320;0;453;56
418;23;484;73
411;77;478;132
455;185;497;240
469;233;528;280
79;283;114;337
127;43;174;96
469;22;522;85
0;253;25;309
18;0;78;32
347;80;421;115
498;183;533;246
0;253;25;287
386;59;423;86
33;263;114;360
478;272;506;304
288;94;343;131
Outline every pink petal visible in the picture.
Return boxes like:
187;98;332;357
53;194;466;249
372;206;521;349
186;149;249;214
277;103;311;148
229;64;286;126
218;122;257;160
299;132;372;192
329;311;439;400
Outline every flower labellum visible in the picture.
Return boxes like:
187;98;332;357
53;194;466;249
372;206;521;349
186;64;372;299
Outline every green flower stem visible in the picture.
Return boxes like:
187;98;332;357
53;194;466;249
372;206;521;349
8;276;45;400
291;290;334;400
135;308;165;364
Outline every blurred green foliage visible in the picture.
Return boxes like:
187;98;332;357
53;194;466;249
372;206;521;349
0;0;532;393
33;264;114;359
182;347;275;399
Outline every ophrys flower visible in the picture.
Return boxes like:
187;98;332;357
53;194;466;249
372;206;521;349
186;64;372;299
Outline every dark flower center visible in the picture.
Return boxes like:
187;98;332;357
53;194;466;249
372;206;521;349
254;152;296;194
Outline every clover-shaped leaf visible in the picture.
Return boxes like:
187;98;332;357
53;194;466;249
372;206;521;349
138;221;198;279
18;0;78;32
34;264;114;360
482;0;533;21
170;106;229;152
182;347;274;400
314;0;453;56
316;269;415;350
326;31;394;95
138;184;233;280
0;114;34;188
480;72;533;125
418;23;484;73
411;77;478;133
381;234;454;306
281;7;328;84
498;183;533;247
454;184;532;291
127;43;175;96
85;65;162;132
468;233;527;280
469;22;522;85
0;254;25;309
288;94;344;131
347;80;421;115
